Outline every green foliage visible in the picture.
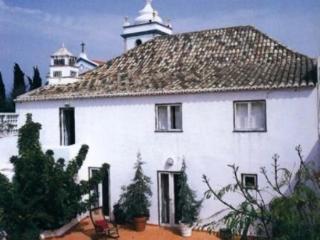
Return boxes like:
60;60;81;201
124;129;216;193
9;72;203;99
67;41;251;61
203;146;320;240
116;153;152;222
176;160;202;226
0;114;103;239
11;63;26;100
0;72;6;112
28;66;42;91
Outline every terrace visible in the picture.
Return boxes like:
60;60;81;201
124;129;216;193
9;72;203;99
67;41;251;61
48;217;220;240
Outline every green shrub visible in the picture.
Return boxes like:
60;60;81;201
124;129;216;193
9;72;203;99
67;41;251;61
0;114;104;239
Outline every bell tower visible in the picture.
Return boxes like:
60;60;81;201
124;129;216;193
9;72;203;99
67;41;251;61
48;44;79;85
121;0;172;52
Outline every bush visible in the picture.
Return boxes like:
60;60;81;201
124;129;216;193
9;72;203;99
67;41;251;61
203;146;320;239
115;153;152;222
176;160;202;226
0;114;104;239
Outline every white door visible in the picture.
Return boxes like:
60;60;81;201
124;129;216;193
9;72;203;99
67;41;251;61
158;172;182;226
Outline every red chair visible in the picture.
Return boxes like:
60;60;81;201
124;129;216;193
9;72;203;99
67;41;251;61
90;207;119;239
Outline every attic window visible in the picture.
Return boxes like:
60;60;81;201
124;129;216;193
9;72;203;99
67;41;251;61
241;174;258;189
60;107;75;146
136;39;142;46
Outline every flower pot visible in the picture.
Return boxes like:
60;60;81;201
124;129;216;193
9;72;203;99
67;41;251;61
179;223;192;237
133;216;147;232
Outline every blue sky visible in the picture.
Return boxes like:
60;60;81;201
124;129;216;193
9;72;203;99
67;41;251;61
0;0;319;91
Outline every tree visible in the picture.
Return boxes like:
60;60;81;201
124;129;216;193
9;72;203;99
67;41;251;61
202;146;320;240
11;63;26;100
116;153;152;222
28;66;42;91
0;72;6;112
0;114;105;239
176;160;202;226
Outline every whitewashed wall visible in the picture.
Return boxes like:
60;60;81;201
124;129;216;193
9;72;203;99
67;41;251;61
15;88;320;225
0;136;18;179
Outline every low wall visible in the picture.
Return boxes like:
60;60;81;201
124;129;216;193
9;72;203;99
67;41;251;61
0;136;18;179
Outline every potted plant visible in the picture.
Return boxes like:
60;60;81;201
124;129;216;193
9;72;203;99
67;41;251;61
116;153;152;231
176;160;202;237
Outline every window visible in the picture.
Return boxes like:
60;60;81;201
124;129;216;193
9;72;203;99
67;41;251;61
241;174;258;189
156;104;182;132
53;71;62;78
234;100;266;132
60;107;75;146
70;71;77;77
69;57;76;66
54;59;65;66
135;39;142;46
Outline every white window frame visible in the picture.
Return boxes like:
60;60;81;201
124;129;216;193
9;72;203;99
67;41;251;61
234;100;266;132
155;103;182;132
53;71;62;78
241;173;258;189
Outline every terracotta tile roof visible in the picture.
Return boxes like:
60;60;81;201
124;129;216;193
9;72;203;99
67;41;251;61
17;26;317;102
92;60;106;65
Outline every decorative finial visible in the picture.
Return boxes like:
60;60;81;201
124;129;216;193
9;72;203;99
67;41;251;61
147;0;152;4
81;42;85;53
123;16;130;26
62;42;65;48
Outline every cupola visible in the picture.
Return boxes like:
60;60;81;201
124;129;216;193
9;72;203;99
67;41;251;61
48;44;79;85
121;0;172;51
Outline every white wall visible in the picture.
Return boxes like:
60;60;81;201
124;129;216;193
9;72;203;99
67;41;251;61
0;136;18;179
16;88;320;225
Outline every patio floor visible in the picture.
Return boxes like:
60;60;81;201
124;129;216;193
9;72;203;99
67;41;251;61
48;217;220;240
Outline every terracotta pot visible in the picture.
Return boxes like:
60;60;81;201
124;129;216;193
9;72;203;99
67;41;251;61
179;223;192;237
133;216;147;232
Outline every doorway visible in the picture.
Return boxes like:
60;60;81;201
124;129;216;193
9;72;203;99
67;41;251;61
158;171;182;226
89;165;110;216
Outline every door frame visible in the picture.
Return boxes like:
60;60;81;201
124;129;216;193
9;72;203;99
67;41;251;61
157;170;182;227
88;165;110;216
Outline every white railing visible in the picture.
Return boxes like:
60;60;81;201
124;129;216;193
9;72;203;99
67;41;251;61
0;113;19;137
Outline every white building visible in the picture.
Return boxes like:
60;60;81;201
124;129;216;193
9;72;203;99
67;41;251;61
15;23;319;228
122;0;172;51
47;44;79;85
76;42;101;75
48;43;104;85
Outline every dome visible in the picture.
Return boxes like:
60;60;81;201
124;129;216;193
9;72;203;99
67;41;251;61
134;0;163;24
53;44;73;57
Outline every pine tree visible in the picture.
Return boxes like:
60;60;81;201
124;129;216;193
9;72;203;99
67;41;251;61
118;153;152;221
28;66;42;91
0;114;104;239
11;63;26;100
176;160;202;226
0;72;6;112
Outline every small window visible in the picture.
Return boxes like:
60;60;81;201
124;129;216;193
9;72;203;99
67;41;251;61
234;100;266;132
136;39;142;46
53;71;62;78
241;174;258;189
69;57;76;66
60;107;75;146
70;71;77;77
54;59;65;66
156;104;182;132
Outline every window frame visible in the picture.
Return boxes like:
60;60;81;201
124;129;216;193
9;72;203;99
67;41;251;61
155;103;183;133
59;107;76;146
53;71;62;78
233;100;267;133
241;173;258;190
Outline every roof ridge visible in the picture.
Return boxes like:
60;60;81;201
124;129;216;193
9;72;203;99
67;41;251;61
248;26;313;59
